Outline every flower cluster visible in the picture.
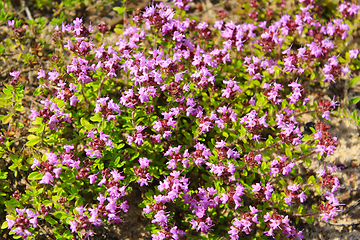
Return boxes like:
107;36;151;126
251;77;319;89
284;184;307;205
314;122;338;156
94;96;120;121
276;109;303;145
29;99;71;131
240;109;268;142
263;211;303;239
69;170;129;237
319;192;342;221
31;153;62;185
8;20;28;41
85;130;114;158
133;157;153;186
6;208;38;239
318;98;338;120
339;1;360;18
184;187;220;232
243;151;262;169
9;71;21;86
228;206;260;238
269;155;295;177
144;171;189;235
40;74;80;106
220;184;246;210
316;165;341;193
252;182;274;202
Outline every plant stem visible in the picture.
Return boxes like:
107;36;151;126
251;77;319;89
293;211;319;217
298;151;316;160
98;76;106;99
81;82;91;106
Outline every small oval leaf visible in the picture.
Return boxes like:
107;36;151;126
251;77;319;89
348;76;360;88
45;215;58;225
28;172;43;181
349;96;360;105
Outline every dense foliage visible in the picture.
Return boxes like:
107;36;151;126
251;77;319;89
1;0;360;239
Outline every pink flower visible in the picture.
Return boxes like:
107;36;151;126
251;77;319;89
252;183;261;192
37;69;46;79
299;191;307;203
88;174;98;184
8;20;15;28
151;210;168;227
349;49;359;59
31;158;40;169
10;71;20;80
53;167;62;178
39;172;54;184
139;157;150;168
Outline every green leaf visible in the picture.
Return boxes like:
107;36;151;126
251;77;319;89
303;158;311;167
20;165;28;171
145;189;154;199
75;198;84;207
32;117;43;125
306;216;315;224
54;211;68;220
114;27;123;35
298;204;304;214
90;115;102;122
130;151;140;161
43;200;53;207
310;71;316;80
45;215;58;225
308;175;316;184
184;131;192;142
27;134;40;141
113;6;126;15
15;105;25;112
1;220;8;229
349;96;360;105
201;174;210;182
222;131;229;138
246;173;255;185
348;76;360;88
81;118;95;131
63;230;73;239
279;179;286;186
28;172;43;181
3;88;13;97
28;127;39;133
33;87;43;96
60;169;75;183
26;135;41;146
294;176;303;184
53;230;65;240
285;147;292;158
2;114;13;124
0;171;8;179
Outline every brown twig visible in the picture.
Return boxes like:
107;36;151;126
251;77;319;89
23;0;33;21
327;220;360;226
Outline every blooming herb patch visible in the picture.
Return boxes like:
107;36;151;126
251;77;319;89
1;0;360;239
